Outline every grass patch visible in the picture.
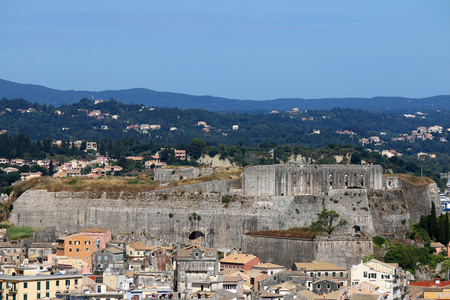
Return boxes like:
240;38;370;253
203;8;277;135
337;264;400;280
0;222;39;240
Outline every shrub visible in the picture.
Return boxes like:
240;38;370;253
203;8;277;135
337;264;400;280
373;236;386;248
221;195;232;204
169;213;174;218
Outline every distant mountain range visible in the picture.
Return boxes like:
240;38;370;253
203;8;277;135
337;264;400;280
1;78;449;113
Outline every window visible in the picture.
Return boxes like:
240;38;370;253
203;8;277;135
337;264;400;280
310;272;313;277
45;293;49;298
23;282;28;288
273;276;277;281
37;293;41;299
65;280;70;286
86;248;89;252
317;284;321;289
159;252;162;258
137;252;140;255
318;272;321;277
76;248;79;252
46;281;50;290
69;241;72;245
437;293;441;298
363;271;368;278
325;272;328;276
75;241;80;245
327;284;331;289
104;255;108;261
69;248;72;253
340;272;344;277
446;293;449;298
152;252;155;257
85;241;90;245
75;279;78;285
37;282;41;290
332;272;336;277
56;280;59;287
23;294;27;300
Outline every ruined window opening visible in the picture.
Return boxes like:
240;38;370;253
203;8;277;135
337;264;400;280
345;174;348;187
329;174;333;187
360;175;364;187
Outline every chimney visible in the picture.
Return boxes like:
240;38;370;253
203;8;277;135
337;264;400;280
435;278;440;285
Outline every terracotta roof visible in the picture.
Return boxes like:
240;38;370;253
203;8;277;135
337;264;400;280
430;242;445;248
350;294;382;300
101;247;124;254
313;276;340;284
220;253;258;264
80;228;110;233
410;281;450;287
244;270;265;278
296;289;319;300
293;262;346;271
320;289;342;299
253;263;285;269
128;241;149;251
220;269;243;275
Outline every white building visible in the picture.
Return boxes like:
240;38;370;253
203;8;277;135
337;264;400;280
351;259;405;300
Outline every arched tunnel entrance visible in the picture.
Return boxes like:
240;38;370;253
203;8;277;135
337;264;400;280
189;231;205;243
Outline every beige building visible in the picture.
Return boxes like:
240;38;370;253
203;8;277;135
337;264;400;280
351;259;404;300
0;266;82;300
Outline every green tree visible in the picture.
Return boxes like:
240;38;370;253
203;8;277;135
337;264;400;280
384;243;418;273
310;208;348;235
430;202;438;240
441;260;450;279
187;139;207;160
445;213;450;246
48;159;54;176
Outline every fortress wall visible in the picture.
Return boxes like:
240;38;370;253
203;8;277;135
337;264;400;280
242;235;372;269
11;189;378;250
10;165;436;251
314;237;373;269
243;165;383;196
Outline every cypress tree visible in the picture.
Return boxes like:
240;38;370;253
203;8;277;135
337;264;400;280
430;202;438;240
48;159;54;176
439;216;445;244
445;213;450;246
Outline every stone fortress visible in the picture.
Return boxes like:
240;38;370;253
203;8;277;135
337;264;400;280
11;164;438;268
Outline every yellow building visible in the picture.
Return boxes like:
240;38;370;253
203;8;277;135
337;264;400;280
423;287;450;299
0;267;82;300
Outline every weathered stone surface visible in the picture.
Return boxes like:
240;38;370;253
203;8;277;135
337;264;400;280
10;164;439;254
241;235;373;269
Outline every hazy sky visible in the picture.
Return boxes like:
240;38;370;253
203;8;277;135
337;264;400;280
1;1;449;100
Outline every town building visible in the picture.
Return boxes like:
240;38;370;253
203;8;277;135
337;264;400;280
176;245;221;298
351;259;404;300
0;266;82;300
56;234;94;272
220;253;261;271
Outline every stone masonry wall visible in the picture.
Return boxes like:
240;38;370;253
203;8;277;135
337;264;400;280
241;235;372;269
242;165;383;196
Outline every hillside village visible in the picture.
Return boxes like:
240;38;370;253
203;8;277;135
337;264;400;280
0;225;444;300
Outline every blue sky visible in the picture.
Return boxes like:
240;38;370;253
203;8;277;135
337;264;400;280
0;1;449;100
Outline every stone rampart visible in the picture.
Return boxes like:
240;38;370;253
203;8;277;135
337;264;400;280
9;165;438;252
241;235;372;269
154;167;212;182
242;164;383;196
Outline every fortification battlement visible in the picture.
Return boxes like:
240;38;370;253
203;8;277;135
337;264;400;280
242;164;384;196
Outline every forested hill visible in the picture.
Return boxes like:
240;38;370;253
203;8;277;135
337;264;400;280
0;98;449;157
1;79;449;113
